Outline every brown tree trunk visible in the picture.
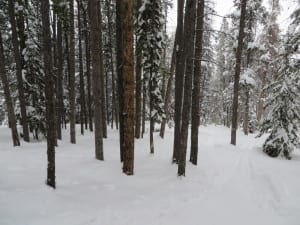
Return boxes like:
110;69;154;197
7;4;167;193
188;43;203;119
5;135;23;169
135;0;142;139
8;0;30;142
177;0;196;176
41;0;56;188
190;0;205;165
172;0;185;163
69;0;76;144
116;0;135;174
0;33;20;146
88;0;104;160
231;0;247;145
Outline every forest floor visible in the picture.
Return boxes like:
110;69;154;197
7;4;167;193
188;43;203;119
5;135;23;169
0;125;300;225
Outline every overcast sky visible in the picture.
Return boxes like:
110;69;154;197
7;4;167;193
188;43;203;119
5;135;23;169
167;0;299;33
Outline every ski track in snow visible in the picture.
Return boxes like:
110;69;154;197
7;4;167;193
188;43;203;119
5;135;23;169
0;125;300;225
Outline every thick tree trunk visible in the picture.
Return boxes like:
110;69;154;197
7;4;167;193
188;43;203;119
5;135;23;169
172;0;185;163
69;0;76;144
231;0;247;145
177;0;196;176
190;0;204;165
116;0;135;174
8;0;30;142
88;0;104;160
0;33;20;146
135;0;142;139
41;0;56;189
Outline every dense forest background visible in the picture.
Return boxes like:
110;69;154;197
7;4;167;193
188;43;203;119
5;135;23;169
0;0;299;188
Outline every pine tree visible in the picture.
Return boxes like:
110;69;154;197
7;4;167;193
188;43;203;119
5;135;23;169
137;0;165;154
258;9;300;159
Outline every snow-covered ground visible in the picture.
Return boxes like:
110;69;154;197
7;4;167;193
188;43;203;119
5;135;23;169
0;125;299;225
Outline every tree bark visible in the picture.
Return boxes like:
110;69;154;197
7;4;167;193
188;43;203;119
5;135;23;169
41;0;56;188
190;0;204;165
8;0;30;142
56;19;64;140
116;0;135;174
135;0;142;139
0;33;20;146
88;0;104;160
231;0;247;145
160;36;176;138
177;0;196;176
81;2;93;132
172;0;185;163
243;87;249;135
77;0;86;135
69;0;76;144
116;0;124;161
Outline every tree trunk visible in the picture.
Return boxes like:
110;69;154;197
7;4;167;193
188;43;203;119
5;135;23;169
172;0;185;163
82;3;93;132
41;0;56;188
149;69;154;154
0;33;20;146
135;0;142;139
98;3;107;139
88;0;104;160
231;0;247;145
69;0;76;144
160;37;176;138
77;0;86;135
56;19;63;140
116;0;135;174
142;78;146;138
106;0;117;129
116;0;124;161
190;0;204;165
8;0;30;142
243;87;249;135
177;0;196;176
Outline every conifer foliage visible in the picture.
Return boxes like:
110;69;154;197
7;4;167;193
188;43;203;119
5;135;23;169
258;32;300;159
137;0;165;154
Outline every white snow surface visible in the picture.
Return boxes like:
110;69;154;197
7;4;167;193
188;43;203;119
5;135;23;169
1;125;300;225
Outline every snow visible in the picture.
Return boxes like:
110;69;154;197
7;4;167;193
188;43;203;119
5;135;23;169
0;125;300;225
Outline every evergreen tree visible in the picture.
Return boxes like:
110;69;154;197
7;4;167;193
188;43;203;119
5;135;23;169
258;9;300;159
137;0;165;154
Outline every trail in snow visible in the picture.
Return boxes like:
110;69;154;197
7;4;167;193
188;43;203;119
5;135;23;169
0;125;299;225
